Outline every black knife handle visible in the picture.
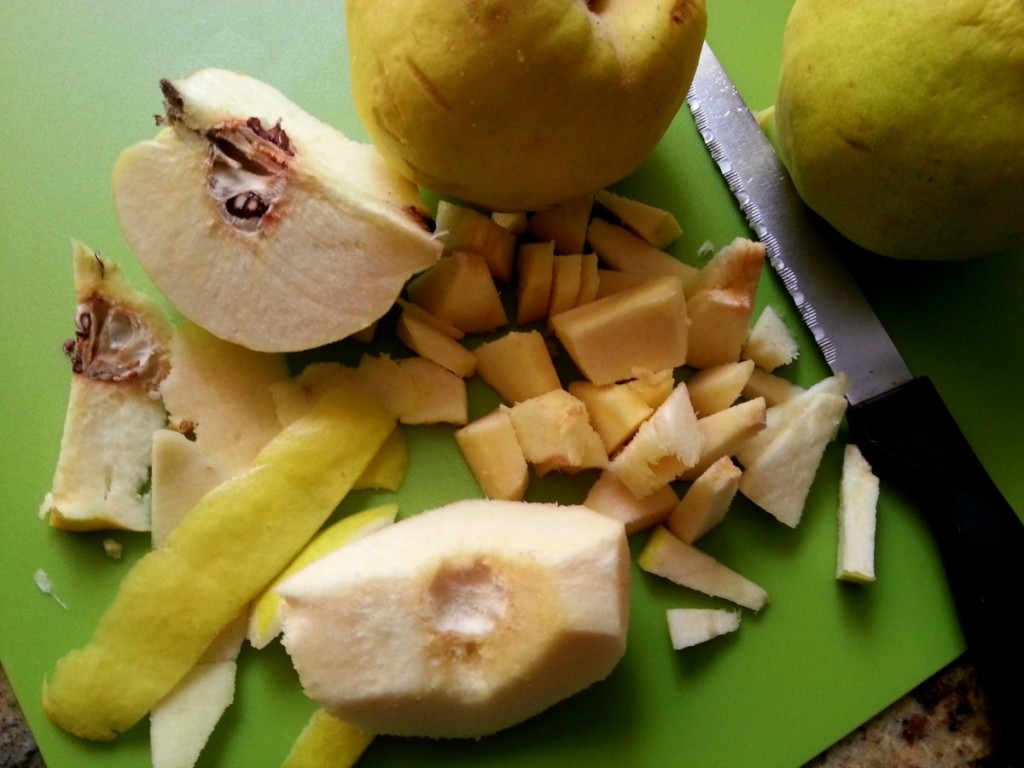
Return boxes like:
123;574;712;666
847;376;1024;765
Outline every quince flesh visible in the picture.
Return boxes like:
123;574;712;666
112;68;442;352
278;499;630;739
347;0;708;211
776;0;1024;259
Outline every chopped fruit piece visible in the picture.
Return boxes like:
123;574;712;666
473;330;562;404
248;505;398;649
595;269;654;298
406;251;508;333
587;218;699;287
549;253;584;317
685;238;765;369
679;396;767;481
112;68;441;352
150;660;237;768
395;356;468;426
836;444;880;583
744;306;800;371
282;709;374;768
352;354;420;419
507;389;608;475
595;189;683;249
550;275;688;386
516;241;556;325
576;253;601;306
686;359;756;416
454;409;530;501
160;321;289;475
396;306;477;378
625;369;676;409
42;386;396;741
638;526;769;611
435;200;516;282
667;456;742;543
150;430;228;549
736;378;849;527
491;210;529;236
528;194;594;254
665;608;741;650
395;298;464;339
583;469;678;534
741;367;805;406
608;382;701;499
567;379;654;454
41;242;171;532
278;500;630;739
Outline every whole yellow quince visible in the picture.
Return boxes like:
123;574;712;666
775;0;1024;260
346;0;707;212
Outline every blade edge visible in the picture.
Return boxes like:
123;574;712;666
686;43;911;405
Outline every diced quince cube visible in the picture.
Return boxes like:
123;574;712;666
735;379;849;527
686;359;756;417
595;269;652;299
549;253;584;317
396;307;477;378
567;379;654;454
608;381;701;498
507;389;607;475
587;218;699;288
528;194;593;254
435;200;516;282
667;456;741;543
473;330;561;404
550;275;688;386
583;469;677;535
679;396;767;481
665;608;741;650
685;238;765;369
638;526;769;611
595;189;683;250
743;306;800;372
454;409;530;502
516;241;555;325
836;443;879;583
741;368;804;406
576;253;600;307
395;356;468;426
406;251;508;333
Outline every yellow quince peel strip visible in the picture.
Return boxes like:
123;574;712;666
282;708;374;768
42;385;396;741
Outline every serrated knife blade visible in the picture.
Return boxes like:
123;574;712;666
687;42;1023;763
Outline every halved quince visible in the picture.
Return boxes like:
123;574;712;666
112;68;442;352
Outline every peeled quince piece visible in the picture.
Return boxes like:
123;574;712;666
113;68;442;352
347;0;707;211
775;0;1024;260
40;241;171;532
278;499;630;739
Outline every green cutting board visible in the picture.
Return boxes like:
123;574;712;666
2;2;1021;767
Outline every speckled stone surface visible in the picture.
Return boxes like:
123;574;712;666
0;655;1000;768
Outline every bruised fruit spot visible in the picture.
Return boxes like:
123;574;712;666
64;294;166;388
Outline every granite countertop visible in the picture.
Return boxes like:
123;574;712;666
0;653;998;768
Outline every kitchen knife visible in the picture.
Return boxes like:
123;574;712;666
686;42;1023;763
